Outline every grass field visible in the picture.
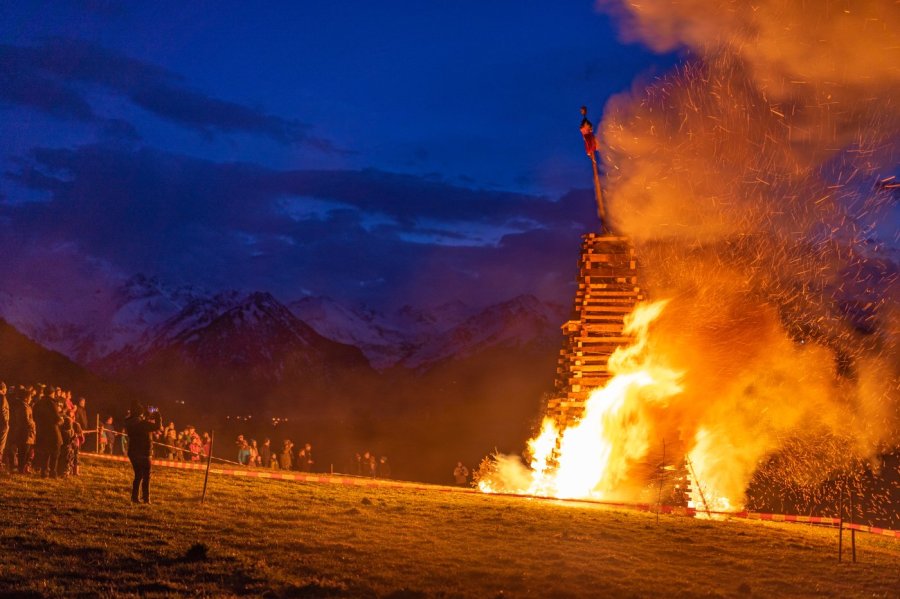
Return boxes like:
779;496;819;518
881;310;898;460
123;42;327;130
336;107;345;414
1;457;898;598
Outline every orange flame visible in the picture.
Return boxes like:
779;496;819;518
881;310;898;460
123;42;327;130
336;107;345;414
481;300;691;500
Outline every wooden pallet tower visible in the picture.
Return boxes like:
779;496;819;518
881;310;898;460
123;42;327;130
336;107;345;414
544;233;643;430
545;107;644;430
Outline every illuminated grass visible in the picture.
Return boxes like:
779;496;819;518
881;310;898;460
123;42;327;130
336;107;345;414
1;458;898;597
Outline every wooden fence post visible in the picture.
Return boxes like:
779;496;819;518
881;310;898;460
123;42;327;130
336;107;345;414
838;482;843;562
849;487;856;563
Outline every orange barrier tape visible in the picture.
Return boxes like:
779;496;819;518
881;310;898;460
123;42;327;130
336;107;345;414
81;451;470;493
81;452;896;539
844;522;900;539
742;512;842;526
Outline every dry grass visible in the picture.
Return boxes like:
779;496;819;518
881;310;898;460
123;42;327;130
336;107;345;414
0;457;898;598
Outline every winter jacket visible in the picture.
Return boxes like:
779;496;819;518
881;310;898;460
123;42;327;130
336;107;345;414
125;413;163;459
33;397;63;448
10;398;36;445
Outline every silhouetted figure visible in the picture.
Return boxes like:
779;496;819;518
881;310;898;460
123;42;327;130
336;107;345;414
296;447;307;472
124;402;163;504
259;438;272;469
580;105;597;156
378;456;391;479
163;423;178;459
453;461;469;486
75;397;89;432
102;416;115;454
303;442;314;472
7;387;36;473
57;409;76;477
278;440;293;470
33;390;63;477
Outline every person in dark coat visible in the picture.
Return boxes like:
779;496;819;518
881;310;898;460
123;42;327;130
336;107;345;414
75;397;89;434
124;402;163;503
278;440;293;470
33;390;64;477
302;442;314;472
7;387;36;473
453;461;469;486
259;438;272;470
378;456;391;479
57;409;77;477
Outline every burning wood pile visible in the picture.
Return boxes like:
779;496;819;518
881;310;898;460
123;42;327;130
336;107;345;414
547;233;642;431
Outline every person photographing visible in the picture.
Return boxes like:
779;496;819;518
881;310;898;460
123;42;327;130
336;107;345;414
124;401;163;504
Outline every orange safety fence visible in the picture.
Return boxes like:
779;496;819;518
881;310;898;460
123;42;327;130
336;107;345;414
80;451;897;540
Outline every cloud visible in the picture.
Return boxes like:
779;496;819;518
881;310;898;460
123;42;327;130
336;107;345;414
1;144;597;307
0;38;335;149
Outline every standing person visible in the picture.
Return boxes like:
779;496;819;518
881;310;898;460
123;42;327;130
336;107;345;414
237;436;251;466
102;417;115;454
74;397;89;433
70;409;85;476
118;425;129;455
163;423;177;459
278;440;293;470
200;432;212;459
296;446;307;472
33;389;63;477
259;438;272;470
248;439;260;467
302;442;314;472
378;456;391;479
187;426;202;462
124;402;163;504
8;388;36;473
0;382;9;472
453;461;469;486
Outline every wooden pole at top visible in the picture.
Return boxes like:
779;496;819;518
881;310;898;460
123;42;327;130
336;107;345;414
581;105;608;234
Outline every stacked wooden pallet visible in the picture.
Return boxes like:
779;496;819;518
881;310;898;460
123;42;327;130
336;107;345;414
545;233;642;430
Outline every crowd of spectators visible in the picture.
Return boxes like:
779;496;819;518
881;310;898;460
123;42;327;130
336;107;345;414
0;381;89;478
0;381;396;481
353;450;391;478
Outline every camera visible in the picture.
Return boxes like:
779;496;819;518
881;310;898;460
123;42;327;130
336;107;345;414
147;405;159;414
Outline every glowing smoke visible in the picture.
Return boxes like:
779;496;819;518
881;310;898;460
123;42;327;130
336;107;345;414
479;1;898;507
597;0;899;502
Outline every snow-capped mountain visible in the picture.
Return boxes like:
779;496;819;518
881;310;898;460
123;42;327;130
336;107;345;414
101;291;369;379
2;268;569;377
288;296;477;369
401;295;567;369
0;274;204;364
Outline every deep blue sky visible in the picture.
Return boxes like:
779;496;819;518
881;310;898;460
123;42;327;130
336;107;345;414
0;1;675;310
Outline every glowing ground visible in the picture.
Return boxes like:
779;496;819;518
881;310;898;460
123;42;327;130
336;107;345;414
1;459;897;597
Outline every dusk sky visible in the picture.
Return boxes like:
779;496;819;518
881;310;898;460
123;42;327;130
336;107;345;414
0;1;676;309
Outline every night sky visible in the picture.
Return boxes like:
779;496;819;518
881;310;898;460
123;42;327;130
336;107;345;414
0;1;675;310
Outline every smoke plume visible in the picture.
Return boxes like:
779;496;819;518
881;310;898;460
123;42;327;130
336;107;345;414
597;0;899;501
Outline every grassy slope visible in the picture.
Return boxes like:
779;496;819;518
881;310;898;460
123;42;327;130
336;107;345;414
1;459;898;598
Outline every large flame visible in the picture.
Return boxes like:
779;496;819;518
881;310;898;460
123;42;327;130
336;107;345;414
480;300;688;500
481;1;898;516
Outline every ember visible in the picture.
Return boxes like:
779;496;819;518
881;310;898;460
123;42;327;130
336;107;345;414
479;1;898;519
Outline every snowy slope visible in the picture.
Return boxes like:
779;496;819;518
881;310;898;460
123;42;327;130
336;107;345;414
401;295;567;369
0;274;204;364
288;296;477;369
101;291;369;380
